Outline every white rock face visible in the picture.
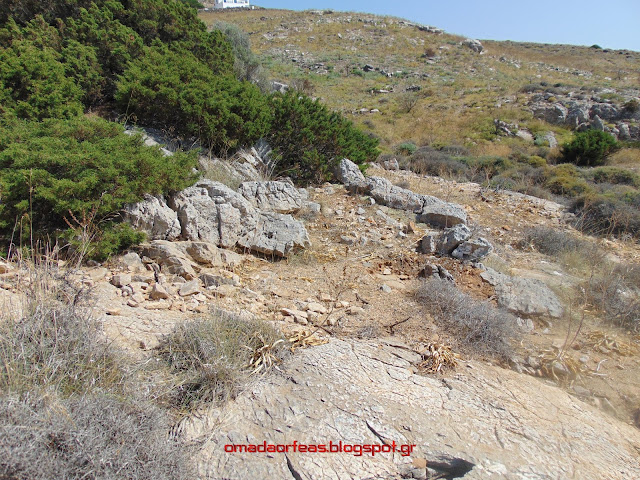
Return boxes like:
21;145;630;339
184;338;640;479
122;194;181;241
238;181;304;214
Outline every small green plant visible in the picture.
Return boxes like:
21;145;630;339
396;141;417;155
561;130;619;167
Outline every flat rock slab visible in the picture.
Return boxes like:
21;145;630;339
480;268;564;318
182;339;639;480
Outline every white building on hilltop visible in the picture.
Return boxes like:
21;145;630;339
213;0;250;8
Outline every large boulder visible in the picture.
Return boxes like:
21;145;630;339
417;202;468;228
437;224;472;254
139;240;197;280
452;237;493;261
171;180;309;258
239;181;304;214
366;176;429;212
462;38;484;53
481;268;564;318
590;103;620;122
122;194;181;241
530;103;568;124
335;158;367;192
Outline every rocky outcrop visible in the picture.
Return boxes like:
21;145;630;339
172;180;310;258
417;203;467;228
462;38;483;53
418;225;492;261
452;237;493;261
480;268;564;318
530;103;568;124
184;338;640;480
239;181;305;214
336;159;467;227
122;194;181;241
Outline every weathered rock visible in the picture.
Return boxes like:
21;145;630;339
111;274;131;288
179;279;202;297
418;263;454;282
238;181;304;213
139;240;197;280
592;115;605;131
199;273;233;288
382;158;400;170
122;194;181;241
566;103;590;126
418;234;437;254
451;237;493;261
366;176;428;212
417;202;467;228
335;158;367;192
437;224;472;254
462;38;483;53
618;123;631;140
530;103;568;124
171;180;310;258
183;242;223;267
182;338;640;480
480;268;564;318
591;103;620;121
149;283;170;300
120;252;145;271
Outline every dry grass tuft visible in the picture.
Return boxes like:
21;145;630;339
415;278;517;359
157;309;287;411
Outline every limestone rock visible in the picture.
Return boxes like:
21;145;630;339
181;339;640;480
122;194;181;241
171;180;309;258
149;283;170;300
462;38;484;53
111;274;131;288
437;224;472;254
179;279;202;297
335;158;367;192
417;202;467;228
480;268;564;318
530;103;568;124
238;181;304;213
418;234;437;254
451;237;493;261
183;241;223;267
140;240;197;280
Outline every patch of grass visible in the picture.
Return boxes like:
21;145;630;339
415;278;516;360
157;310;286;411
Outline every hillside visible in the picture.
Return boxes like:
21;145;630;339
2;4;640;480
200;8;640;150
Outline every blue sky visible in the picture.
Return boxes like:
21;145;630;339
256;1;640;52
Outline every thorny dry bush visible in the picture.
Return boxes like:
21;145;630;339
0;264;195;479
157;309;288;412
415;278;517;360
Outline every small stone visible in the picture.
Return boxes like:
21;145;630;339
306;302;328;314
145;301;170;310
340;235;357;245
111;273;131;288
149;284;170;300
179;279;202;297
382;268;392;275
127;299;139;308
347;306;365;315
356;207;366;215
380;284;392;293
121;285;133;296
106;308;121;316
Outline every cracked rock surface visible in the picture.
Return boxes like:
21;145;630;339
181;339;640;480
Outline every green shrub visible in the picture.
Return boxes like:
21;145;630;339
395;141;417;155
561;130;619;167
267;91;379;184
211;21;263;82
591;166;640;187
544;163;592;197
0;37;83;120
116;44;270;150
0;115;197;254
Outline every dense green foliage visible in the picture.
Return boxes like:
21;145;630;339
115;43;270;150
0;116;197;258
268;91;379;184
561;130;619;167
0;0;381;257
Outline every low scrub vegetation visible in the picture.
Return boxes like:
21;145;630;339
561;130;619;167
0;268;194;478
157;310;287;411
415;278;516;359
